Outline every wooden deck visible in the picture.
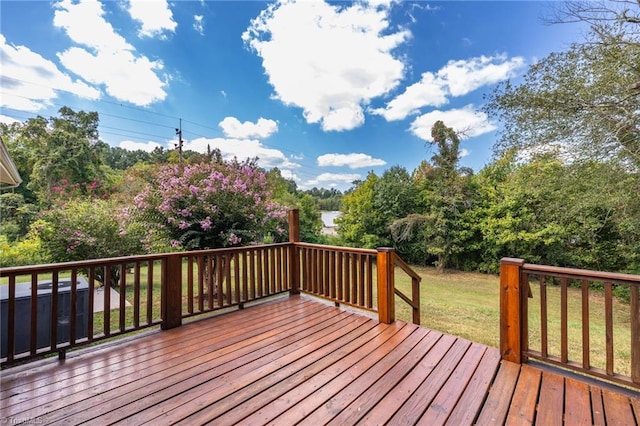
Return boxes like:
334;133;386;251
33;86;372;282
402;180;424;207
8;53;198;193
1;295;639;425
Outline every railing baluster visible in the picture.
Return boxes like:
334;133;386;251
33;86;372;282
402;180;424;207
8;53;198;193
242;251;248;302
207;255;214;309
336;252;343;301
234;253;240;304
581;279;590;370
257;249;263;298
366;256;373;309
631;284;639;385
351;254;358;303
87;268;95;341
187;257;194;315
51;272;58;351
70;268;78;345
226;254;232;305
7;275;16;361
329;250;336;299
560;277;568;364
605;281;614;376
197;256;204;312
134;262;141;328
276;246;282;293
359;254;365;306
30;273;37;355
119;263;126;333
147;261;154;325
344;253;351;303
104;268;112;331
250;249;256;299
540;275;548;358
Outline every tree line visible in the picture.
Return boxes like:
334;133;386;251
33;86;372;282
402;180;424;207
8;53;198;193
1;1;638;291
337;0;640;286
0;107;336;270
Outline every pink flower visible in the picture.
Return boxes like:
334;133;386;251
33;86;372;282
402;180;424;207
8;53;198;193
200;216;212;230
179;221;189;230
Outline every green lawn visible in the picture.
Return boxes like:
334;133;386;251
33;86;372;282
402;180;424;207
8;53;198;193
393;265;634;377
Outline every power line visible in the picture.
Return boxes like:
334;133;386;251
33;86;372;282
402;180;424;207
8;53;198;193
0;88;364;181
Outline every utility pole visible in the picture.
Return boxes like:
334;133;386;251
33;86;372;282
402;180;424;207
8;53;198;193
175;119;183;165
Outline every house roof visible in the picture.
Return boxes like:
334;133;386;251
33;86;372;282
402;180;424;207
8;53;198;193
0;135;22;188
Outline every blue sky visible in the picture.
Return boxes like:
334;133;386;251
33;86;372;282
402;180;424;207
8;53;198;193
0;1;586;191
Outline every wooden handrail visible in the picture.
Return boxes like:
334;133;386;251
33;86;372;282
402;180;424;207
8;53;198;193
500;258;640;389
294;242;377;255
394;255;421;325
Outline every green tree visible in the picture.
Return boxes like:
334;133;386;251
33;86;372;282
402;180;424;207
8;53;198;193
134;159;288;250
0;193;39;242
391;121;473;272
486;4;640;168
36;198;148;287
298;193;324;243
336;172;384;248
1;107;108;203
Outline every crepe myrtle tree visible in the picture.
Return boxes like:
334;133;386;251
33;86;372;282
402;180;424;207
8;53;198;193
134;159;288;299
134;159;288;251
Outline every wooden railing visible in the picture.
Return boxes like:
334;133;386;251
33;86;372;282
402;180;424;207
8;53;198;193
0;254;167;364
394;254;421;325
0;245;293;366
500;258;640;389
295;243;377;312
0;210;422;367
179;244;292;319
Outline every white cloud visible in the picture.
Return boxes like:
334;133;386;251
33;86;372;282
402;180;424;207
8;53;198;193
0;34;100;112
183;137;299;169
317;153;386;169
438;54;524;97
371;72;448;121
373;54;524;121
409;105;496;142
243;1;409;131
119;140;164;152
193;15;204;35
302;172;361;189
126;0;177;38
0;115;22;125
53;0;168;107
219;117;278;139
459;148;470;158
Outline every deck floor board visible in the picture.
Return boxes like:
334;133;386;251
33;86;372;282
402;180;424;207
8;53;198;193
1;295;638;425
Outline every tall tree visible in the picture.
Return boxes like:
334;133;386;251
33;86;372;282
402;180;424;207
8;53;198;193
486;1;640;167
336;172;384;248
391;121;473;271
1;108;107;203
134;159;288;250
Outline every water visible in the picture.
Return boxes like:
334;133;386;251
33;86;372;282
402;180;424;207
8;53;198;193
321;211;341;228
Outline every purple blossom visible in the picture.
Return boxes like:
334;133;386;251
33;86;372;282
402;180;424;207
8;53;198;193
200;216;212;230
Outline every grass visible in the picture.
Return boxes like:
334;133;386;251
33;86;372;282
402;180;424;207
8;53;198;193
393;265;634;377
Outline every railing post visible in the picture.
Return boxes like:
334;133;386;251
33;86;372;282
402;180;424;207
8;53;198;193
162;253;182;330
631;285;640;385
500;258;525;363
288;209;300;295
412;277;420;325
377;247;395;324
